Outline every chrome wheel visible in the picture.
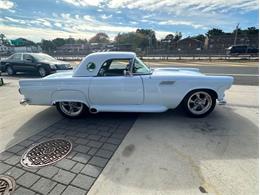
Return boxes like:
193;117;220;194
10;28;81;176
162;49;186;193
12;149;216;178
187;91;212;115
38;67;47;77
59;102;84;117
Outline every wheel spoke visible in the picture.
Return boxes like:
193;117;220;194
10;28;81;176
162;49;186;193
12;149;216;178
195;94;201;100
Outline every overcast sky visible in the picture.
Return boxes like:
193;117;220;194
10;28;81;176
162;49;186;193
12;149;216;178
0;0;258;42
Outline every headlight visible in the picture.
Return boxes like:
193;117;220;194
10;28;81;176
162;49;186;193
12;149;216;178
50;64;57;70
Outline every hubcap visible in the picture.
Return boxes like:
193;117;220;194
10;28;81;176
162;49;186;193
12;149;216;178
39;68;46;77
187;91;212;115
59;102;84;116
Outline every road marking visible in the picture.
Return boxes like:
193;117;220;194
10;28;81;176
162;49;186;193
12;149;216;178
205;73;259;77
147;62;258;67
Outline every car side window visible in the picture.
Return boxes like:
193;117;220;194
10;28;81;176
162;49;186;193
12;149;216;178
98;59;131;77
23;54;33;62
11;54;22;61
132;57;151;75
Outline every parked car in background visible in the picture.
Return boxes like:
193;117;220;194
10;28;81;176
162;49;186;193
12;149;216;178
226;45;259;56
19;52;233;118
0;53;72;77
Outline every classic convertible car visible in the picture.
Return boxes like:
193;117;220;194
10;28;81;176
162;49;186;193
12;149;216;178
19;52;233;118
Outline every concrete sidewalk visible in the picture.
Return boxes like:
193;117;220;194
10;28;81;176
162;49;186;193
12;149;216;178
88;85;259;195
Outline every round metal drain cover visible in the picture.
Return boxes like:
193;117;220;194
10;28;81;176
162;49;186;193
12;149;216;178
21;139;72;168
0;175;16;195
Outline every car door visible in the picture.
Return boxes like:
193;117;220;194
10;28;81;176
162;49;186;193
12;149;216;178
89;58;143;105
9;53;22;71
22;54;36;72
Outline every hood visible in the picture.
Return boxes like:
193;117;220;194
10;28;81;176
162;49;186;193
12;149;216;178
40;59;70;65
152;67;204;77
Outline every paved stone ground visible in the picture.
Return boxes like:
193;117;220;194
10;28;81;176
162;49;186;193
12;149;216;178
0;113;136;195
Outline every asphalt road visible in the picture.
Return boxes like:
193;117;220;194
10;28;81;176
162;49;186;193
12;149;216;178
0;60;258;85
145;61;259;86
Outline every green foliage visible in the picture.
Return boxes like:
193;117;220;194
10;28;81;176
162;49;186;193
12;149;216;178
115;32;145;50
89;32;110;43
192;34;206;42
0;33;11;46
174;32;182;41
206;28;225;37
40;39;55;51
232;27;259;35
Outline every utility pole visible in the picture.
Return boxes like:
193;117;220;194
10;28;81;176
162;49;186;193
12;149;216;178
234;23;239;45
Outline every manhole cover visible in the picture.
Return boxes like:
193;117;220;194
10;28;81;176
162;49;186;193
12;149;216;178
21;139;72;168
0;175;16;195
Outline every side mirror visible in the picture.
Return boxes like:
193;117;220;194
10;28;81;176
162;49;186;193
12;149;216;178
123;70;132;76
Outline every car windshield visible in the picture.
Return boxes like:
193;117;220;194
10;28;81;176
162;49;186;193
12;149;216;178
133;57;151;74
33;53;57;62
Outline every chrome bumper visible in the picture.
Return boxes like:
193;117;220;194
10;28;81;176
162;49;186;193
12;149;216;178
218;99;227;105
20;98;30;105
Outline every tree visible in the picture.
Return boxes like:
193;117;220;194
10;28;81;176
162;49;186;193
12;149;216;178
232;26;259;36
192;34;206;42
0;33;6;43
114;32;144;50
0;33;10;45
246;27;259;35
136;29;157;49
40;39;55;52
206;28;225;37
89;33;110;43
165;34;174;41
52;38;66;47
173;32;182;41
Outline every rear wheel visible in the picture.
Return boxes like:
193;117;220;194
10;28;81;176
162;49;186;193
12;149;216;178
6;66;16;76
182;90;216;118
56;102;86;119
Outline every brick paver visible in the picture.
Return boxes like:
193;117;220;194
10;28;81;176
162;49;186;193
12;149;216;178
0;113;136;194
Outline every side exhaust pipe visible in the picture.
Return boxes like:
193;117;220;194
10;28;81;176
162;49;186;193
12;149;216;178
89;107;98;114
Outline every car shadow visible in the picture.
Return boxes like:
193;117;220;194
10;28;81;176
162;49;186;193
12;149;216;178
98;105;258;192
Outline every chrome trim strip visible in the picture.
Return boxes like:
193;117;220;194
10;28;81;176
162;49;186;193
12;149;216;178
160;81;175;85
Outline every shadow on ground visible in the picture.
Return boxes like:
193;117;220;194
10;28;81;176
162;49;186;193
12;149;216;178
98;106;258;193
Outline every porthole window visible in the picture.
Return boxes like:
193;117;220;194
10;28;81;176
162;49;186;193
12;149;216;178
86;62;96;72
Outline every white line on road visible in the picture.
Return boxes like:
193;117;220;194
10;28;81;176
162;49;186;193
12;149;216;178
205;73;259;77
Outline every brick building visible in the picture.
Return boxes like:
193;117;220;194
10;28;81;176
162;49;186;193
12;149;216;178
176;38;203;51
205;34;259;52
56;44;90;54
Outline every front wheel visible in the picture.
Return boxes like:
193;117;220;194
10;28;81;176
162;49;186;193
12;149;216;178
56;102;86;119
182;90;216;118
38;67;47;77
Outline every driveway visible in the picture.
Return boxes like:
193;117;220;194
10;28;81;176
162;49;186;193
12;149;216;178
88;85;259;195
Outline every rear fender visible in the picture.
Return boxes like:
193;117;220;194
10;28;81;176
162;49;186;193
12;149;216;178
51;90;89;107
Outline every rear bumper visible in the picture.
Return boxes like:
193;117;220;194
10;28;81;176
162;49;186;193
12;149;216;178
218;99;227;105
20;98;30;105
